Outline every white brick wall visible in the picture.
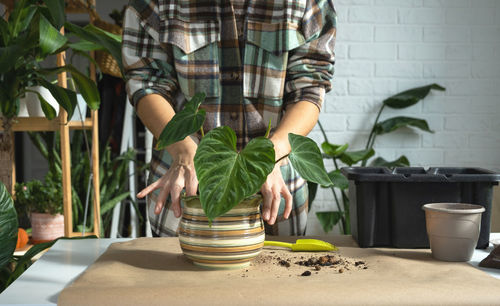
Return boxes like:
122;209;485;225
308;0;500;235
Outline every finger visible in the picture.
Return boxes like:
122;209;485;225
137;180;160;198
170;184;183;218
154;184;170;215
260;185;272;221
282;187;293;220
185;172;198;196
268;188;281;225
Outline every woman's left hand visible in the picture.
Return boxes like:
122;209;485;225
260;162;292;225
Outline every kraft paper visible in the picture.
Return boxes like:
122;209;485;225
58;236;500;306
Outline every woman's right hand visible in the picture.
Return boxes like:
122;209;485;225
136;137;198;218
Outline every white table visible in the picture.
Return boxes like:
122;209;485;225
0;235;499;306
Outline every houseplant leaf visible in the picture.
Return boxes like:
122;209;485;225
316;211;343;233
39;79;77;120
194;126;275;221
328;170;349;190
64;22;123;74
374;116;433;135
370;155;410;168
156;92;206;150
383;84;445;109
288;133;332;187
0;182;18;271
339;148;375;166
322;142;348;157
43;0;65;30
34;91;57;120
38;13;67;57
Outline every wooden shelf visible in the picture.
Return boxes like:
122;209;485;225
0;117;93;132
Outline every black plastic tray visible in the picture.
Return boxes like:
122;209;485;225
341;167;500;248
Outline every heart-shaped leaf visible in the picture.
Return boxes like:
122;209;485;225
0;182;18;271
322;142;348;157
194;126;275;221
328;170;349;190
383;84;445;109
374;116;433;135
370;155;410;168
288;133;332;187
339;148;375;166
156;92;206;150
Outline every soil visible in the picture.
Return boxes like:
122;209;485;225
247;249;368;278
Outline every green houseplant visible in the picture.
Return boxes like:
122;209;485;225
309;84;446;234
155;93;333;269
0;0;122;192
27;130;146;237
0;181;95;293
14;175;65;243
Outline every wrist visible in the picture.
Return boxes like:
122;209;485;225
166;137;197;164
269;134;290;163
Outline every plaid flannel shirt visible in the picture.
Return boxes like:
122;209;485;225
123;0;336;236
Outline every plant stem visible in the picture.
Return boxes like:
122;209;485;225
365;104;385;150
200;126;205;138
318;121;330;143
275;153;289;164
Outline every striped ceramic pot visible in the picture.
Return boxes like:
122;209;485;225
179;195;265;270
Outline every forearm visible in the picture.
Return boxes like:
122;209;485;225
270;101;320;161
136;94;197;160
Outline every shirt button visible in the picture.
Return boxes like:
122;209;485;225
230;112;239;120
231;72;240;81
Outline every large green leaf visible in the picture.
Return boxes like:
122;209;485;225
38;14;67;57
43;0;65;30
321;142;348;157
12;4;38;37
383;84;445;109
0;45;22;73
370;155;410;168
194;126;275;221
100;192;130;215
316;211;343;233
374;116;433;135
32;91;57;120
156;93;206;150
0;17;10;45
39;79;77;119
68;41;105;52
0;182;18;271
288;133;332;187
339;148;375;166
64;22;123;75
307;181;318;210
328;170;349;190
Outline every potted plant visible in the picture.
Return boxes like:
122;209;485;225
155;93;333;269
14;174;64;244
0;0;122;192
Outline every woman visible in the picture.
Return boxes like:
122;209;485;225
122;0;336;236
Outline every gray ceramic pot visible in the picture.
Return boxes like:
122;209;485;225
422;203;485;262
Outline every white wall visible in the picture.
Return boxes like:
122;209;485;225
306;0;500;235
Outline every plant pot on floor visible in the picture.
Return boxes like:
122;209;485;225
30;212;65;244
179;195;265;270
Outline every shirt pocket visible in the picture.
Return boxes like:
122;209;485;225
159;18;221;99
243;21;306;100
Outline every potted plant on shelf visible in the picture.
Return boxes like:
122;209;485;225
155;93;333;269
0;0;123;192
14;174;64;244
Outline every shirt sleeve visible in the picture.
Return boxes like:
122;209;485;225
122;5;179;109
284;0;337;111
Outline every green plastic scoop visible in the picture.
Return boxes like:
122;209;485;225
264;239;338;252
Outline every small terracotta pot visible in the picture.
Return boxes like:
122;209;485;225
423;203;485;262
179;195;265;270
30;212;65;244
